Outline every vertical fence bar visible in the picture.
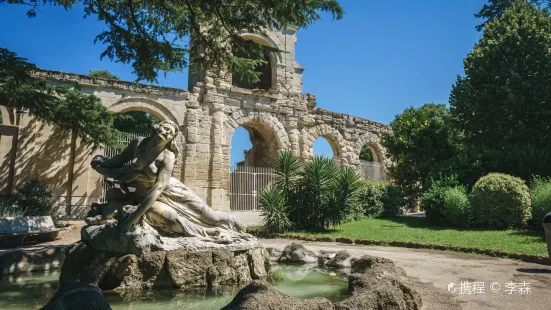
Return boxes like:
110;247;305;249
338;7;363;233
229;165;277;211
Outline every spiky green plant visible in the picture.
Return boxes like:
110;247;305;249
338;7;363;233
272;151;301;201
292;156;338;231
259;186;293;233
328;166;363;225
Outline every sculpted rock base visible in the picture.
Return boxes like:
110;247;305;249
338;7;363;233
81;221;259;255
59;241;270;292
223;252;422;310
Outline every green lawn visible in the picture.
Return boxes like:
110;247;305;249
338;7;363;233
294;217;548;256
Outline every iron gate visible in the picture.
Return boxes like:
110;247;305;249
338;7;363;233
230;166;278;211
359;160;388;181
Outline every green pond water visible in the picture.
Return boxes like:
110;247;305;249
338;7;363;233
0;265;348;310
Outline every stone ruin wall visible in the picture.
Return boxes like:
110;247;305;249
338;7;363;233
0;27;391;217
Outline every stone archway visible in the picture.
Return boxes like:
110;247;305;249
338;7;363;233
106;97;185;181
224;110;290;167
107;97;182;126
302;124;346;164
351;132;386;165
352;132;388;181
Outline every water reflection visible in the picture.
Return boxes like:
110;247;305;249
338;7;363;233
0;266;348;309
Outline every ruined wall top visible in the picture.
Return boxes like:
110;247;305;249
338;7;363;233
33;69;191;98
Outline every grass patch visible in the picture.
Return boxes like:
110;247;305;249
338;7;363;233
292;217;548;256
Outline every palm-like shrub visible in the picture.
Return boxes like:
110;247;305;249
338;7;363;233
328;166;363;224
272;151;301;201
529;177;551;230
290;157;338;231
470;173;531;229
259;152;363;232
259;186;293;233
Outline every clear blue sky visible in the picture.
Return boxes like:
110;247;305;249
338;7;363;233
0;0;486;165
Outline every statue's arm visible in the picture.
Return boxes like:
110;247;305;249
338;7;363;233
96;138;141;169
122;151;175;231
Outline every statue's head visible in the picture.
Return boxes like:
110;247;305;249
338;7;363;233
152;120;180;157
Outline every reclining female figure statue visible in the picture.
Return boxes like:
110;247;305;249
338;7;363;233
89;120;247;243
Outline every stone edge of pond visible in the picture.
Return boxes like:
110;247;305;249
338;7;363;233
250;231;551;266
0;245;68;276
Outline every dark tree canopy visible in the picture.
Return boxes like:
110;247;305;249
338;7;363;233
381;104;460;208
359;146;374;162
113;111;160;134
89;69;119;80
475;0;548;31
3;0;343;82
452;0;551;149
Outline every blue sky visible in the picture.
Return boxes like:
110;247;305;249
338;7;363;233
0;0;486;165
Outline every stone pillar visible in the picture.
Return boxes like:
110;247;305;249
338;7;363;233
208;108;229;211
183;101;200;191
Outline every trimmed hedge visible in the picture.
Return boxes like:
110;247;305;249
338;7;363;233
470;173;531;229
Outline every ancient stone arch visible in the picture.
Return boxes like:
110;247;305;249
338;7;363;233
351;132;387;165
302;124;347;164
11;27;392;214
224;110;289;167
107;97;182;126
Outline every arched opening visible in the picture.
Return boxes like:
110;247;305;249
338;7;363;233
229;121;281;211
359;144;386;181
231;35;275;91
313;136;339;162
230;123;278;168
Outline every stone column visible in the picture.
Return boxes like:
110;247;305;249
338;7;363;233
183;101;200;191
208;108;229;211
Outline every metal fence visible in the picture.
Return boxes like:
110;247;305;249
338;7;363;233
359;160;388;181
230;166;278;211
99;132;145;202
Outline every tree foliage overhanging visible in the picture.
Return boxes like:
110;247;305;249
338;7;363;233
0;47;122;149
3;0;344;82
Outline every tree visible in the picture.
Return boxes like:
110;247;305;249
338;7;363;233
452;0;551;149
113;111;160;134
3;0;343;82
359;146;374;161
89;69;119;80
0;48;121;149
474;0;547;31
381;104;460;209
